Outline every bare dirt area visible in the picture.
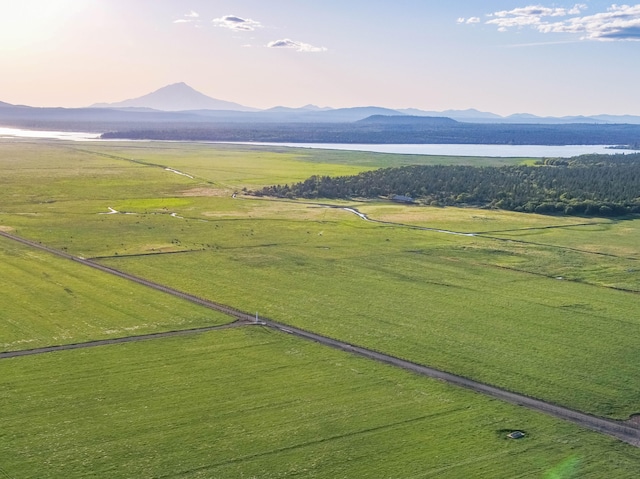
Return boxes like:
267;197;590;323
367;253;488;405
0;225;15;232
626;414;640;426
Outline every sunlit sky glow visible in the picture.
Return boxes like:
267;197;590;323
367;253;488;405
1;0;639;116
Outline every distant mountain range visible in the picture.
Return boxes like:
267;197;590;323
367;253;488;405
91;82;258;112
2;82;640;125
88;83;640;124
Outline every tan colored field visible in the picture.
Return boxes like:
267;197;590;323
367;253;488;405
358;203;606;233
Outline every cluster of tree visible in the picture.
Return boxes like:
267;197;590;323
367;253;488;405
101;120;640;146
251;154;640;217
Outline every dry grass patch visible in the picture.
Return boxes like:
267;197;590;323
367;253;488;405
358;204;606;233
180;187;231;197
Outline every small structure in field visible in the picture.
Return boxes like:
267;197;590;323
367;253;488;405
390;194;415;204
507;430;526;439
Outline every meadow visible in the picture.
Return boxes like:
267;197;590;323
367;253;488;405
0;235;231;352
98;215;639;418
2;328;640;478
1;138;639;477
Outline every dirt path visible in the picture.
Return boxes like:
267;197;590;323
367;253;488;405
261;319;640;447
335;205;477;236
1;229;638;447
0;321;249;359
0;230;256;321
335;204;638;261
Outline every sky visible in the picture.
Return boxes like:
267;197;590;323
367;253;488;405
1;0;640;116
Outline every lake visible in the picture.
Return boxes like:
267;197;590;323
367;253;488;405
234;142;630;158
0;127;100;141
0;127;632;157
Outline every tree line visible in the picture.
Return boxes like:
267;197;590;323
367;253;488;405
100;121;640;146
250;153;640;217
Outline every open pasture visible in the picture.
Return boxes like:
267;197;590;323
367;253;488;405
99;214;640;419
1;140;639;420
353;205;639;291
356;203;606;233
2;328;639;478
0;235;230;352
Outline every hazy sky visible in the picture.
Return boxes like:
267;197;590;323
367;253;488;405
1;0;640;116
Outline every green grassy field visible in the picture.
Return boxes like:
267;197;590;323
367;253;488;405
1;139;639;477
2;328;639;479
0;235;231;352
97;214;640;418
2;140;639;416
355;205;640;291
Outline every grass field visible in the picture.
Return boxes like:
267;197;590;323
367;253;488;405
97;215;640;418
0;235;231;352
1;138;639;477
2;327;639;478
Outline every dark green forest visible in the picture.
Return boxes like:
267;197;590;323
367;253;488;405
252;154;640;217
100;121;640;145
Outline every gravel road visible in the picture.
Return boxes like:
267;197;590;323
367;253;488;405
1;229;638;447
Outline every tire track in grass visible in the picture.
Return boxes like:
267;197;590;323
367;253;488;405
262;319;640;447
0;322;249;359
477;233;639;261
329;204;639;291
0;230;639;448
156;412;452;478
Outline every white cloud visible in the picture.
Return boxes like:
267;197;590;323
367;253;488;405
457;17;481;24
467;3;640;41
213;15;262;31
492;4;587;19
540;4;640;40
486;3;588;31
267;38;327;53
174;10;200;24
568;4;586;15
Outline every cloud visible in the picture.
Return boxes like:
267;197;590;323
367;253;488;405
174;10;200;24
213;15;262;31
467;3;640;41
458;17;480;24
267;38;327;52
486;4;588;31
491;4;587;20
539;4;640;40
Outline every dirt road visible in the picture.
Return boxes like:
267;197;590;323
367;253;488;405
0;321;248;359
1;230;638;447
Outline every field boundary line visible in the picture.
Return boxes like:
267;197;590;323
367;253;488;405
1;229;638;448
0;322;248;359
261;319;640;448
478;233;639;261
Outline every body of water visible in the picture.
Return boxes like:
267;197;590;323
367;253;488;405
0;127;100;141
235;142;630;158
0;126;633;157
